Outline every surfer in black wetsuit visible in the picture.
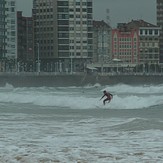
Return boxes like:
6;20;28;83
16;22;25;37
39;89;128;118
100;90;113;105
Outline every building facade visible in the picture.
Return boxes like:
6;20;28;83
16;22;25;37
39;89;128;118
33;0;93;72
5;0;17;59
0;0;6;59
139;26;160;65
128;20;160;65
112;20;160;66
0;0;17;71
17;11;34;71
112;24;139;64
93;20;111;63
157;0;163;62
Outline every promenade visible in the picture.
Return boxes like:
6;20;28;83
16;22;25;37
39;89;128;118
0;72;163;87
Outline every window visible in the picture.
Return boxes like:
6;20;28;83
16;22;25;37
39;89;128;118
11;7;14;12
76;2;80;5
58;8;69;12
11;1;15;6
155;29;158;35
87;2;92;7
149;29;152;35
87;8;92;13
58;1;68;6
145;30;148;35
11;31;15;36
69;14;74;18
140;29;143;35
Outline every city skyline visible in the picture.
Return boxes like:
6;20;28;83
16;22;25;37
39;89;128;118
0;0;161;73
17;0;156;27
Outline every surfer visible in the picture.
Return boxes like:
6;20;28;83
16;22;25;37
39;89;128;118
100;90;113;105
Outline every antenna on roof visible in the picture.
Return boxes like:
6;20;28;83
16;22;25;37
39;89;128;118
106;8;110;26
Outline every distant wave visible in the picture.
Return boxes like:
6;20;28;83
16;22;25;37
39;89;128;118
110;118;163;131
0;85;162;110
103;83;163;94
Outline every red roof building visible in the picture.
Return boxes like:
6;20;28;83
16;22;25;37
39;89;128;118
112;26;139;64
112;20;160;65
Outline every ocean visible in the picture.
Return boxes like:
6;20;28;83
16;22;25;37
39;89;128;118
0;83;163;163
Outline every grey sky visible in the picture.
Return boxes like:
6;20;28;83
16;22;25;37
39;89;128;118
17;0;156;27
93;0;156;27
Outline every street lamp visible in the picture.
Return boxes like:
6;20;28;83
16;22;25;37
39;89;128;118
112;58;121;73
101;29;104;75
70;53;73;74
37;43;40;74
17;61;20;73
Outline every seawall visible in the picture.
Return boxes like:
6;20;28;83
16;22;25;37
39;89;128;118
0;73;163;87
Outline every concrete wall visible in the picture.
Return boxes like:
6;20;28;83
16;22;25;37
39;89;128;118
0;73;163;87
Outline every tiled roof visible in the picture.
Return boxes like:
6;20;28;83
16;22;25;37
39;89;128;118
93;20;111;28
127;19;157;28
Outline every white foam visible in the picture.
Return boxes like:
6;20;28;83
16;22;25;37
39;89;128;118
0;116;163;163
104;83;163;94
1;84;163;162
0;84;162;110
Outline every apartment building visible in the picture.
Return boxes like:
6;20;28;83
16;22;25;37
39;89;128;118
5;0;17;59
17;11;34;64
0;0;6;58
157;0;163;62
112;20;160;65
112;23;139;64
93;20;111;63
0;0;17;58
128;20;160;65
0;0;18;71
33;0;93;72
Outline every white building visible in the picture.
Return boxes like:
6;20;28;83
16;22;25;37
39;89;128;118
5;0;17;59
33;0;93;72
0;0;17;59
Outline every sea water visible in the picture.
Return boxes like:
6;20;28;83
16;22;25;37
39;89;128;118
0;83;163;163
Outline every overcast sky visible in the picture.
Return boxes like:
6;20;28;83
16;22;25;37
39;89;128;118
17;0;156;27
